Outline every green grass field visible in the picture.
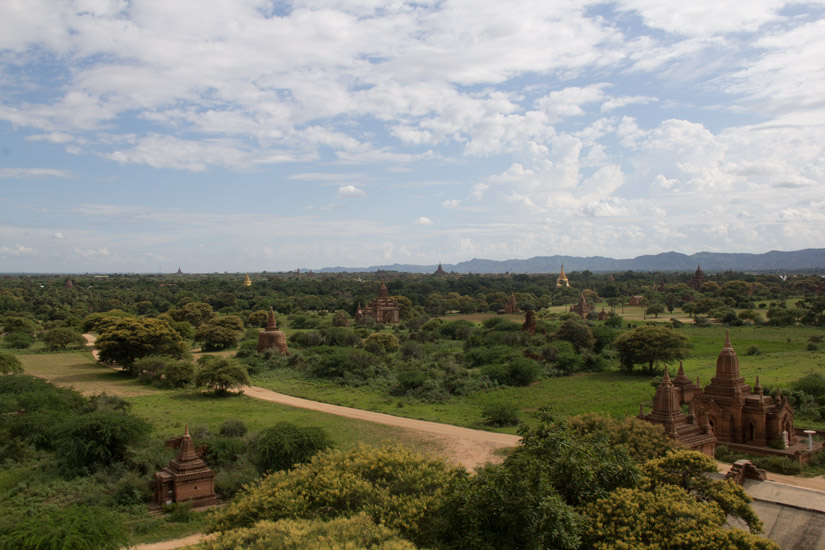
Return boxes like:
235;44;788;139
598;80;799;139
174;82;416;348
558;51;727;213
251;323;825;432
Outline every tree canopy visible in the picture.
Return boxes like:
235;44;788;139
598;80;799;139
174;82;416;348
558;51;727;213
95;316;188;371
613;325;691;375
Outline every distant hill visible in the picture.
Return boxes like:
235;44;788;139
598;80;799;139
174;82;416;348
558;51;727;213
315;248;825;274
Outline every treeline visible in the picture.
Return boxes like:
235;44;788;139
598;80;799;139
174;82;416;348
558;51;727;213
1;269;822;326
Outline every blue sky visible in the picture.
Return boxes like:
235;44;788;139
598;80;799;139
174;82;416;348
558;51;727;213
1;0;824;273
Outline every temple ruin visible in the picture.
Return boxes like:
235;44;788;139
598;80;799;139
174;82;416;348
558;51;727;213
569;294;594;319
356;281;400;324
153;425;217;507
257;307;289;355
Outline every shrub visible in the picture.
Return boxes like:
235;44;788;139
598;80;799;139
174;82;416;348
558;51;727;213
113;471;151;506
0;351;23;375
41;327;86;350
753;455;803;475
253;422;332;473
2;331;33;349
220;418;248;437
363;332;400;353
0;505;128;550
744;345;763;356
211;444;458;544
482;401;520;427
214;457;260;498
195;356;250;395
57;409;151;472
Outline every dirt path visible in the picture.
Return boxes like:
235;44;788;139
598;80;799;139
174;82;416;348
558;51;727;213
243;385;519;469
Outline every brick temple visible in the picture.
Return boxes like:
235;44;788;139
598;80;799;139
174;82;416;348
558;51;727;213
640;332;794;454
257;307;289;355
154;425;217;506
356;281;400;324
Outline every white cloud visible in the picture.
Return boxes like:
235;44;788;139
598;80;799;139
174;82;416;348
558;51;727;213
442;199;460;208
0;168;74;178
51;232;65;239
414;216;433;225
336;185;366;198
0;244;36;256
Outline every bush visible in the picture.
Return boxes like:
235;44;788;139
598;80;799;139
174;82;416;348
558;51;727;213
253;422;332;473
744;345;763;356
753;455;803;475
211;444;457;544
113;471;151;506
214;457;260;498
57;409;151;472
41;327;86;350
0;505;128;550
363;332;399;353
482;357;540;387
481;401;520;427
0;352;23;375
2;331;33;349
220;418;248;438
195;356;250;395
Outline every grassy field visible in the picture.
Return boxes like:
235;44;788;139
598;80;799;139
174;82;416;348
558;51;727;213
16;352;450;457
252;323;825;432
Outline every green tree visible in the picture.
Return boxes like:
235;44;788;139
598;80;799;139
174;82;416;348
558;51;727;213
553;319;595;351
253;421;332;473
95;317;188;372
0;351;23;375
57;409;151;471
614;325;691;375
0;505;128;550
198;514;416;550
363;332;400;353
195;356;250;395
41;327;86;350
210;444;458;545
645;303;665;318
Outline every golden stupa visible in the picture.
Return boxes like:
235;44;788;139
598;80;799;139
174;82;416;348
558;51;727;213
556;264;570;287
243;273;252;286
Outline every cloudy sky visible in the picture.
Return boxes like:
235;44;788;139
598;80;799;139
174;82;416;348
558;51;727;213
1;0;824;273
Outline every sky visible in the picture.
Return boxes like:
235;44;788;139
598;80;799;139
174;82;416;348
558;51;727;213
1;0;824;273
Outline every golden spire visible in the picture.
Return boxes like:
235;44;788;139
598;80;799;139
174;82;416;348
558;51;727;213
243;273;252;286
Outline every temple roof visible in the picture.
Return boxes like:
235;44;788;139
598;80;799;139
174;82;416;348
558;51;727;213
266;307;278;331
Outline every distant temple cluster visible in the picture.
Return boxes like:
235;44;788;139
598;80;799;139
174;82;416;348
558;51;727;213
356;282;400;324
639;333;795;456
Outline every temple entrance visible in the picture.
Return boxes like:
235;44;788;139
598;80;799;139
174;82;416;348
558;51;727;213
747;422;754;443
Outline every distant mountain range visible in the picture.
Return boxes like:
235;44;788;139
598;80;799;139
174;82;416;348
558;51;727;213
315;248;825;274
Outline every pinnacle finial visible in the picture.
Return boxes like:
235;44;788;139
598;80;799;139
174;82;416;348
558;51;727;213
662;365;671;381
184;424;189;436
724;329;732;348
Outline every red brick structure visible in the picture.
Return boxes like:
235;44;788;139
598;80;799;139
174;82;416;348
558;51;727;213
257;307;289;355
65;277;73;288
597;308;608;321
522;309;536;335
356;282;400;324
629;295;644;306
689;265;705;291
434;263;446;276
569;294;594;319
154;425;217;506
692;332;794;446
638;367;717;456
504;292;519;314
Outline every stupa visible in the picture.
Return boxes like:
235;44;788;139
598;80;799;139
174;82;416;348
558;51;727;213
243;273;252;286
556;265;570;287
257;308;289;355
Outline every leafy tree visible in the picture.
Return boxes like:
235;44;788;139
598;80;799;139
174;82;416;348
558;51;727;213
178;301;216;326
364;332;400;353
582;484;777;550
645;303;665;318
614;325;691;375
133;355;195;388
247;309;268;328
0;351;23;375
642;450;762;532
568;413;672;463
2;331;33;349
80;309;135;333
210;444;458;545
553;319;595;351
253;421;332;473
480;401;520;427
57;409;151;471
41;327;86;350
95;317;188;372
2;316;38;334
195;356;250;395
195;321;243;351
0;505;128;550
198;514;416;550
